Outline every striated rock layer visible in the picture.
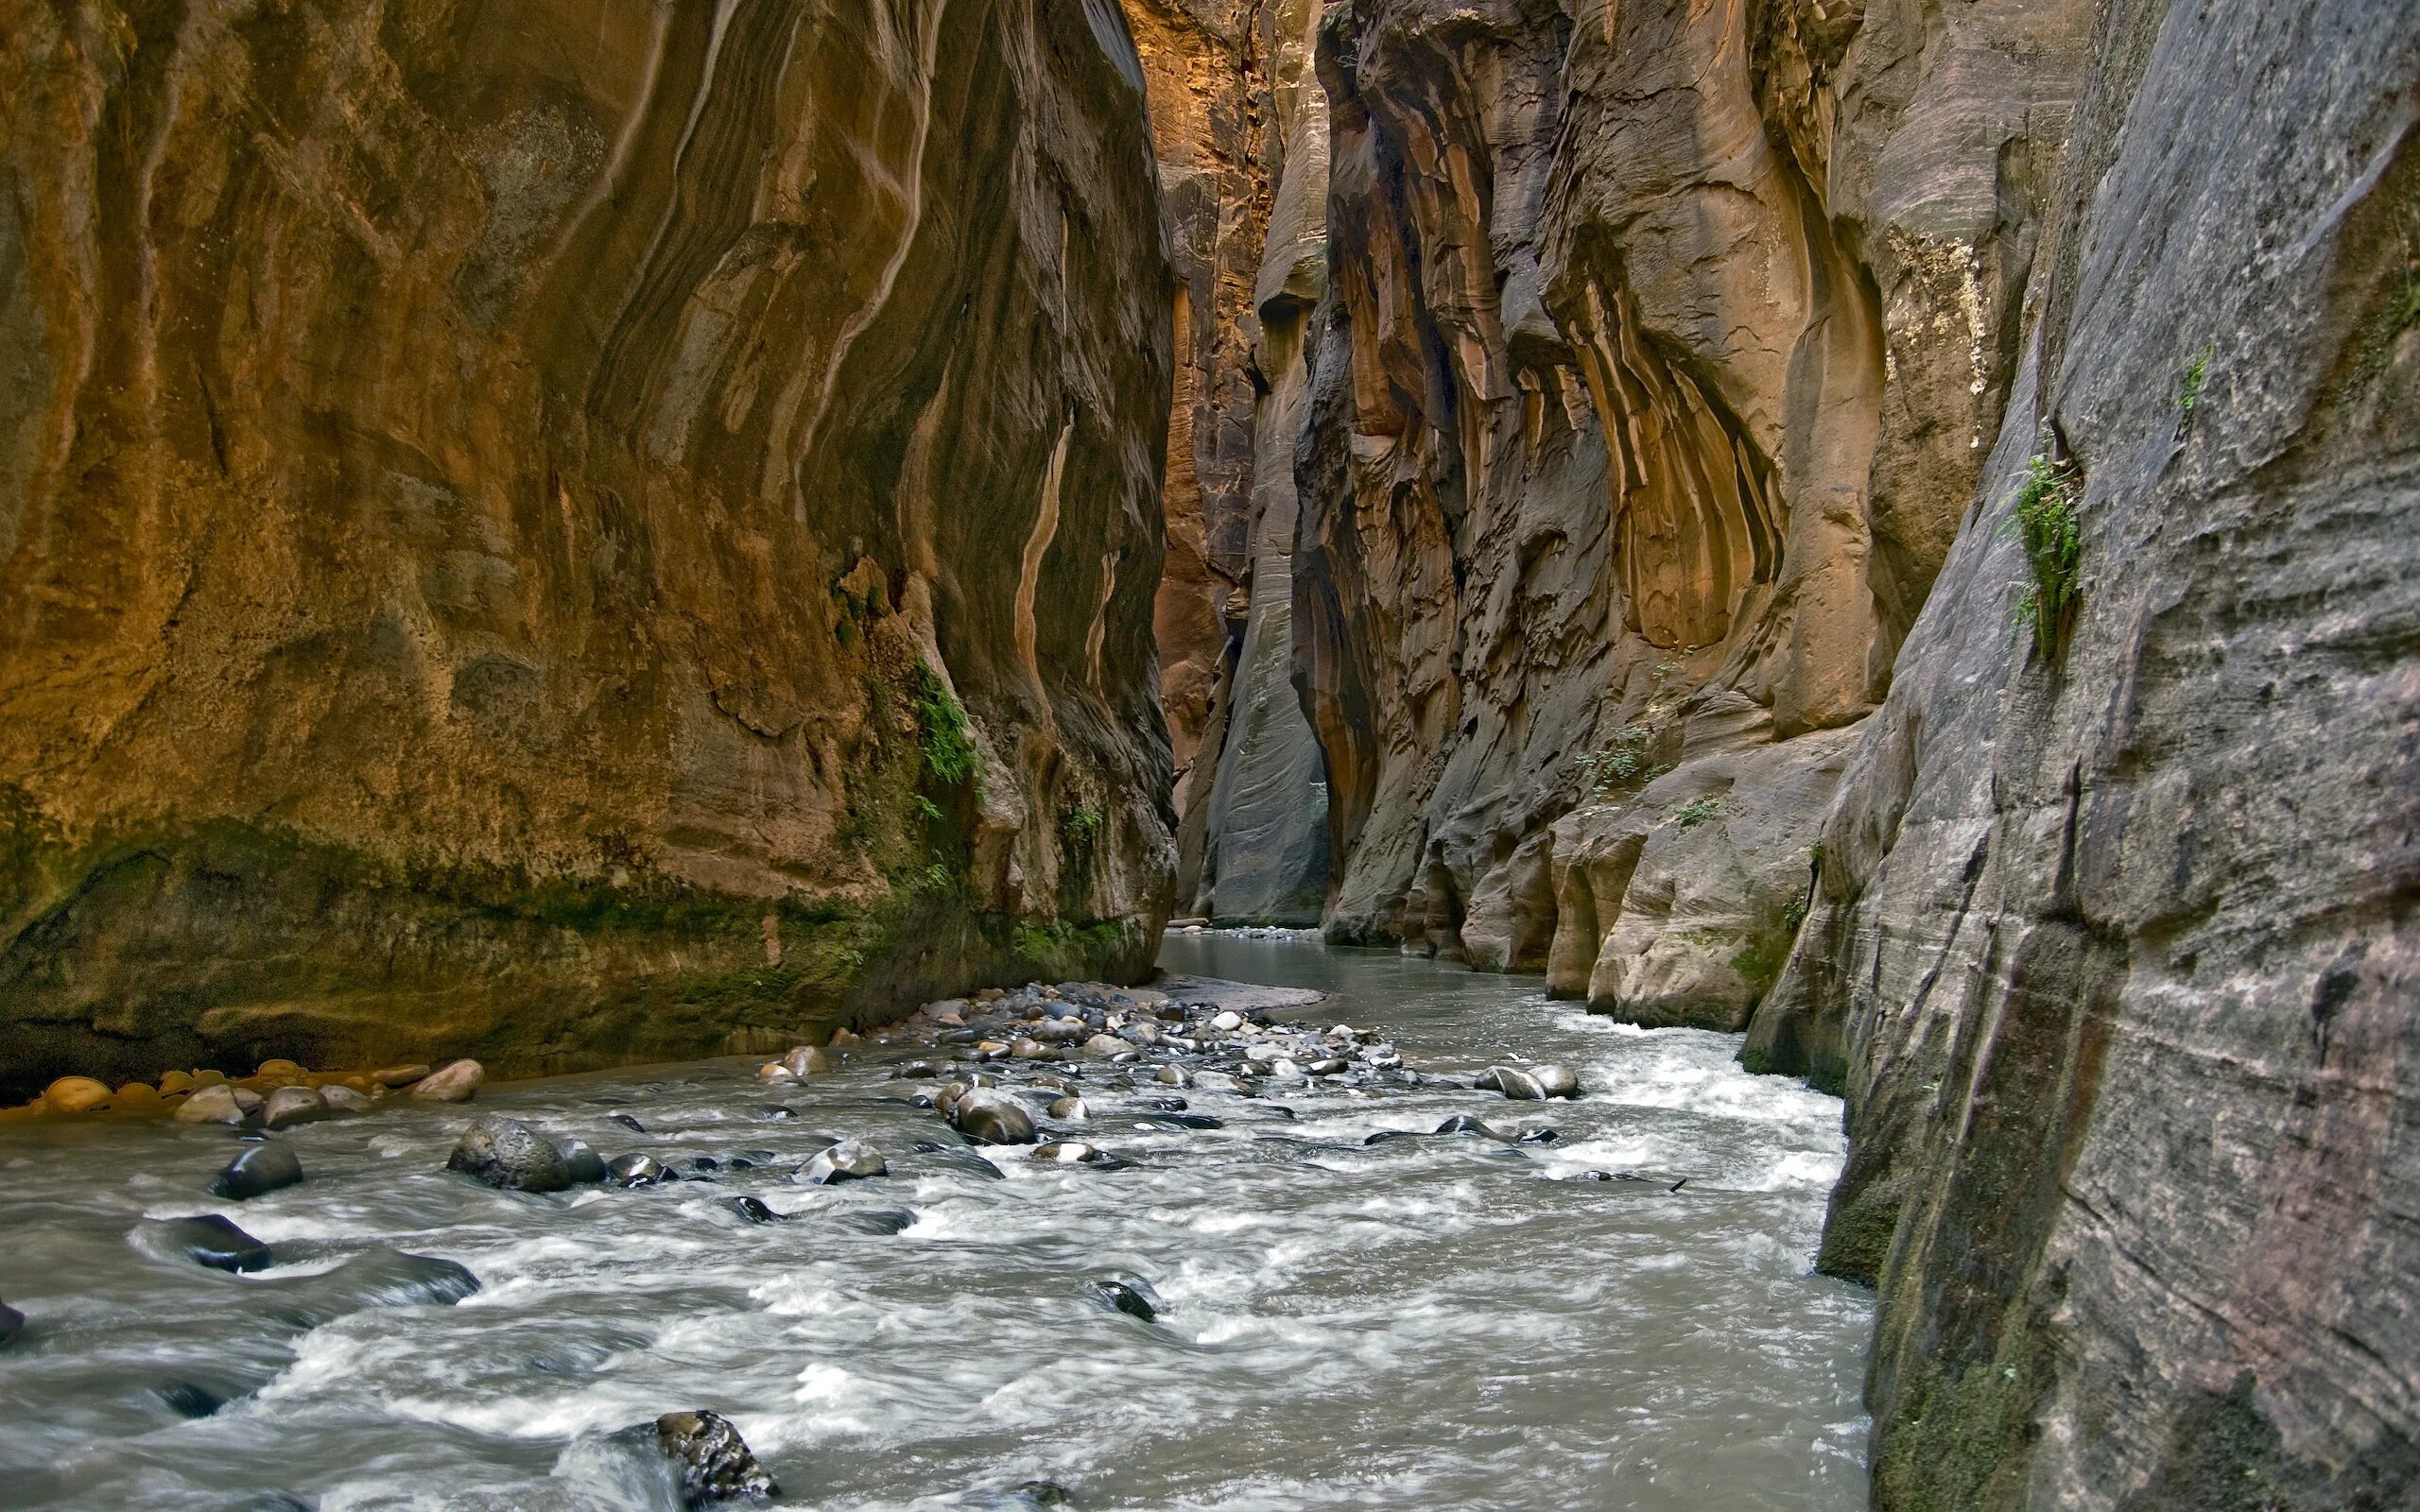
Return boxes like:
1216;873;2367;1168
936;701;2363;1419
1131;0;1332;922
0;0;1176;1100
1744;0;2420;1503
1290;0;2085;1032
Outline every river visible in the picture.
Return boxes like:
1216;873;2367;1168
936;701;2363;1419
0;934;1871;1510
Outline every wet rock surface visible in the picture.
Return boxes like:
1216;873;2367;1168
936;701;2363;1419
0;0;1176;1103
211;1142;304;1201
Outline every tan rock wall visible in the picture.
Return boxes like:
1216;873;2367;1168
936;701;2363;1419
0;0;1176;1098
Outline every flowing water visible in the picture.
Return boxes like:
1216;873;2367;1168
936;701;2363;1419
0;935;1871;1511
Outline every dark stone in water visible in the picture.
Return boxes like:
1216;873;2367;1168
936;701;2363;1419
692;1157;722;1173
893;1062;941;1079
211;1140;303;1200
157;1214;273;1273
753;1106;795;1120
610;1114;648;1133
354;1252;481;1306
1137;1112;1223;1130
607;1154;666;1187
920;1146;1007;1180
557;1138;608;1186
447;1116;576;1193
834;1208;916;1235
1016;1483;1075;1508
728;1196;783;1225
1092;1277;1160;1321
1362;1129;1422;1145
951;1089;1038;1145
1569;1170;1650;1183
650;1409;778;1506
157;1381;224;1418
1135;1096;1188;1112
0;1297;21;1345
1517;1127;1560;1144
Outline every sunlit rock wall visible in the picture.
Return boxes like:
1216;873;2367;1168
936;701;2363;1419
0;0;1176;1098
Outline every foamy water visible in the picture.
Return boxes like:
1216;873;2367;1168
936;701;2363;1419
0;936;1870;1509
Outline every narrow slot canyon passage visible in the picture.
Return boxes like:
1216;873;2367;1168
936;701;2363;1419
1;0;2414;1508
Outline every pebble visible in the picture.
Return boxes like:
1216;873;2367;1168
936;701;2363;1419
211;1140;303;1200
174;1085;248;1125
796;1138;888;1185
43;1076;112;1113
410;1059;483;1103
155;1214;273;1273
648;1409;778;1505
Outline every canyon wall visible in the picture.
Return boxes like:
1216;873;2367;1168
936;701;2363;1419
0;0;1176;1100
1742;0;2420;1503
1132;0;1333;922
1290;0;2085;1035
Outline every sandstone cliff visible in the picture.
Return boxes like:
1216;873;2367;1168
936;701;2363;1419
1742;0;2420;1503
0;0;1176;1100
1289;0;2085;1035
1132;0;1333;922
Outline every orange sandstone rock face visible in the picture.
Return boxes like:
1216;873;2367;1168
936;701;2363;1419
0;0;1175;1101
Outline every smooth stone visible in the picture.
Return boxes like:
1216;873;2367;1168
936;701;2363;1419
780;1045;832;1078
607;1154;666;1187
1136;1095;1188;1112
651;1409;778;1505
1211;1011;1244;1031
113;1081;163;1108
728;1195;783;1224
0;1298;22;1345
320;1085;373;1114
1047;1095;1089;1121
175;1085;248;1125
1030;1141;1104;1163
893;1062;941;1079
230;1088;264;1113
1092;1277;1159;1321
1082;1034;1132;1058
260;1086;328;1129
755;1063;797;1086
917;1145;1006;1179
828;1027;860;1047
611;1113;648;1133
1306;1057;1350;1077
191;1070;228;1088
1435;1114;1506;1140
211;1141;303;1200
43;1076;112;1113
372;1064;430;1089
256;1058;303;1078
796;1138;887;1185
833;1207;916;1235
1154;1066;1192;1089
950;1089;1037;1145
1144;1111;1223;1130
1029;1018;1089;1044
157;1214;273;1272
410;1060;483;1103
556;1138;608;1185
158;1070;196;1095
446;1115;572;1192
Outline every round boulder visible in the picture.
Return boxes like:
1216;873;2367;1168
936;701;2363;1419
211;1140;304;1200
260;1086;328;1130
949;1089;1037;1145
174;1085;248;1126
410;1060;483;1103
650;1410;777;1505
43;1076;112;1114
795;1138;887;1185
607;1153;666;1187
446;1115;573;1192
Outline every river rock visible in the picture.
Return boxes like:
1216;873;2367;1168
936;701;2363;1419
950;1090;1037;1145
410;1060;482;1103
174;1085;248;1125
1211;1010;1244;1032
0;1297;22;1345
211;1140;303;1200
834;1208;917;1235
43;1076;112;1113
1048;1095;1090;1121
727;1195;783;1225
372;1065;430;1089
1031;1141;1107;1164
650;1409;777;1505
795;1138;887;1184
607;1154;666;1188
1082;1034;1132;1058
1092;1277;1159;1321
447;1115;574;1192
319;1085;373;1115
157;1214;273;1272
556;1138;608;1185
1030;1018;1090;1044
260;1086;328;1129
1491;1064;1580;1101
1154;1065;1192;1089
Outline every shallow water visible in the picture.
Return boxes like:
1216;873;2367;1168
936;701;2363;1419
0;936;1871;1511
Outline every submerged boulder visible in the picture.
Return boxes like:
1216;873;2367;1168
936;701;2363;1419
155;1214;273;1273
650;1410;777;1506
949;1090;1037;1145
795;1138;887;1185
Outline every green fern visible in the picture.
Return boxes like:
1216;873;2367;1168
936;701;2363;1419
911;660;978;786
2008;452;2083;655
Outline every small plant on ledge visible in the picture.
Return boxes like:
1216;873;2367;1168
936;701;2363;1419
2008;449;2083;657
1673;795;1724;829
